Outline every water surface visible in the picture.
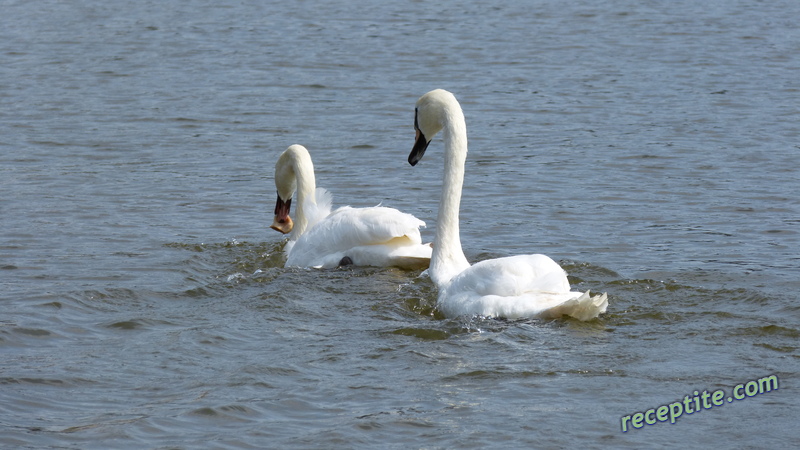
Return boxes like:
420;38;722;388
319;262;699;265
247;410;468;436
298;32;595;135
2;0;798;447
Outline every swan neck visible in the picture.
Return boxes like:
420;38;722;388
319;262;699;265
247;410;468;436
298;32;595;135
290;155;317;240
430;113;470;287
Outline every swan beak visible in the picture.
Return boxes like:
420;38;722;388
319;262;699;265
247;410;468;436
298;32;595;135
270;195;293;234
409;128;430;166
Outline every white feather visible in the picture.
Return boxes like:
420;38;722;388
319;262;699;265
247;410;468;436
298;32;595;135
304;187;333;231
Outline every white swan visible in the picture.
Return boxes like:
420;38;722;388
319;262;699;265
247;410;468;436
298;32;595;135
408;89;608;320
270;144;432;269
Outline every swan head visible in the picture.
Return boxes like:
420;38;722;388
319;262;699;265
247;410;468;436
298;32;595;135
409;89;458;166
270;145;303;234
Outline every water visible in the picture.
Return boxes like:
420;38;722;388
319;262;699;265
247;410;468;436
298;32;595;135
2;0;798;447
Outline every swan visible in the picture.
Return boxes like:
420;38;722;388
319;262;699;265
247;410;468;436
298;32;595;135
270;144;432;269
408;89;608;320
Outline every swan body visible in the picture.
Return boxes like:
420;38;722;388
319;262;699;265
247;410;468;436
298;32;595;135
409;89;607;320
271;145;432;269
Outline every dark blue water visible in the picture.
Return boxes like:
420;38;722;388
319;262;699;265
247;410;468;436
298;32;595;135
2;0;798;447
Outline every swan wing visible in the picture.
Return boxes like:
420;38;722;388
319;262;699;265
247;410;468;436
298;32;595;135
439;255;607;320
322;206;425;247
285;206;431;268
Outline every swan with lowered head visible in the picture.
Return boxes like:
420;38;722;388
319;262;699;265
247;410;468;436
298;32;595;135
408;89;607;320
271;144;432;269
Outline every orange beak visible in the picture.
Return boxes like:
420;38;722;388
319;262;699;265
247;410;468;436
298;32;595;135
270;195;293;234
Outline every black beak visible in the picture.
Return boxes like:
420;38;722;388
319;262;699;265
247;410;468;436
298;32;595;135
409;107;430;166
409;128;430;166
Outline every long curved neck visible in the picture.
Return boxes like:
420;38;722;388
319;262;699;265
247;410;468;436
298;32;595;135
289;154;317;240
430;108;471;287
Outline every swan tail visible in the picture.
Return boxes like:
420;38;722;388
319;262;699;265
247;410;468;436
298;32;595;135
540;290;608;321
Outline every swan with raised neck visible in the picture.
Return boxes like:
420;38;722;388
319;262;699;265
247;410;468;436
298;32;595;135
408;89;608;320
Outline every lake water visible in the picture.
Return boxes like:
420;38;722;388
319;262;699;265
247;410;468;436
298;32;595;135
2;0;798;447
